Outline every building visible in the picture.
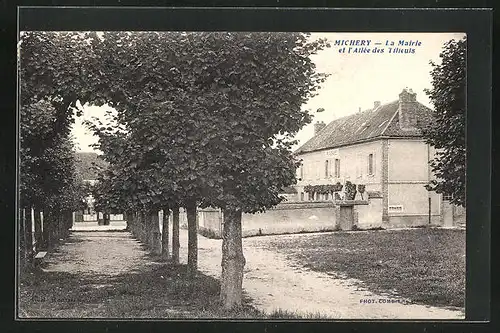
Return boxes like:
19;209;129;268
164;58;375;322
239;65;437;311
73;152;122;223
293;88;464;227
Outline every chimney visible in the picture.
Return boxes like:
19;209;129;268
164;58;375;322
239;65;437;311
314;121;326;136
398;88;418;130
374;101;381;109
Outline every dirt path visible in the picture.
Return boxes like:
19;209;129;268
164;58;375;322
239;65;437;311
21;231;228;319
178;230;464;319
42;231;152;278
36;229;464;319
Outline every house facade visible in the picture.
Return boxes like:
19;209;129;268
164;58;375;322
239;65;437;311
293;88;462;227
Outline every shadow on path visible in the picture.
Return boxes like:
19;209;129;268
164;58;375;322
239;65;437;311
18;231;259;319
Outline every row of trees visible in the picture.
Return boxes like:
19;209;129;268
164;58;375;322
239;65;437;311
19;36;91;265
422;37;466;207
20;31;330;309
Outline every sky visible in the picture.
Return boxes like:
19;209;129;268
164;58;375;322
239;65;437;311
71;32;465;153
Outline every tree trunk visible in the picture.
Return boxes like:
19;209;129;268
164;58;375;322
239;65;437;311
61;210;70;238
140;210;148;245
42;209;49;250
97;211;102;225
186;202;198;278
57;210;64;241
172;206;180;264
54;210;61;242
220;207;245;310
144;211;150;246
129;211;135;236
44;210;56;250
161;208;170;260
147;211;154;248
34;207;43;252
134;211;140;239
124;210;131;231
68;210;73;235
133;211;138;238
24;207;34;261
19;206;26;265
149;210;161;255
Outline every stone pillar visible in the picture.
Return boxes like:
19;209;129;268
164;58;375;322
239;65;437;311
334;206;341;229
339;205;355;230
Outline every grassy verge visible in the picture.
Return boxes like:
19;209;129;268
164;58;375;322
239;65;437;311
262;228;465;309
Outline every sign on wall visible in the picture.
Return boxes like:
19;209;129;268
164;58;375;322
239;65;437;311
325;148;340;157
388;205;404;213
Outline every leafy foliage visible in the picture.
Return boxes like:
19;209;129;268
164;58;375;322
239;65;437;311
19;31;115;212
357;184;366;200
303;183;345;197
82;32;330;215
422;38;466;207
19;98;86;212
344;181;357;200
20;31;331;306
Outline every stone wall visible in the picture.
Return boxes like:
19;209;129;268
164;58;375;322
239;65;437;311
241;201;337;237
356;196;383;228
387;214;441;227
197;202;339;238
198;208;223;237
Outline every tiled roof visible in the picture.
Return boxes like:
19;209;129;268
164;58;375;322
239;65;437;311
75;152;108;180
295;100;433;154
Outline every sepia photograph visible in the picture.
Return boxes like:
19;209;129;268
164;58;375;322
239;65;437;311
17;28;468;320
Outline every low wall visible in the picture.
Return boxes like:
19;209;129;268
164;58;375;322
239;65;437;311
198;202;338;238
241;201;337;237
194;195;448;238
356;197;383;228
198;208;222;237
387;214;441;227
453;205;466;226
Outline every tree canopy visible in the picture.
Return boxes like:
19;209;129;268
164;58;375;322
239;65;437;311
422;37;466;207
20;31;330;308
85;32;329;215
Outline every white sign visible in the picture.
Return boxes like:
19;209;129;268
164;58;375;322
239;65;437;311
325;149;340;157
388;205;404;213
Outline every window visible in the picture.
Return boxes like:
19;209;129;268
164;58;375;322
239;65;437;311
443;194;452;201
334;158;340;178
325;160;329;178
300;192;305;201
368;153;374;175
325;193;329;200
300;165;304;180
